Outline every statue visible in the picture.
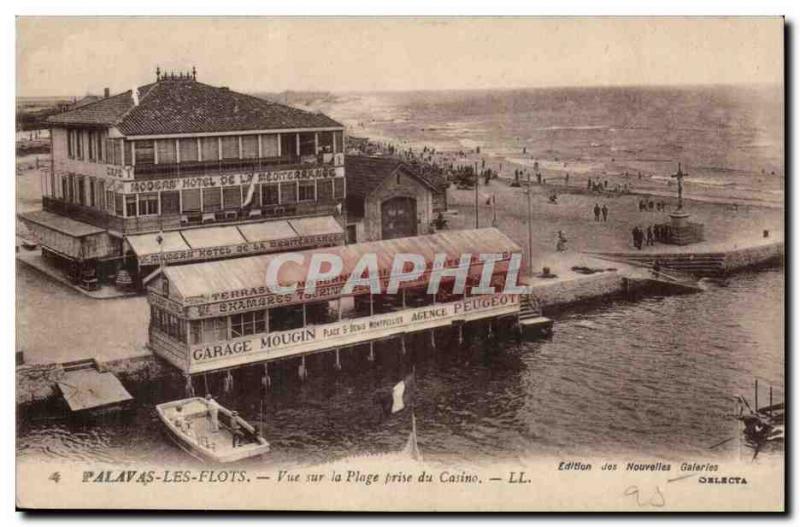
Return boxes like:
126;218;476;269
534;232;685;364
671;162;687;210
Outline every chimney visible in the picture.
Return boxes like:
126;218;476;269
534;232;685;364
104;87;110;98
132;87;139;106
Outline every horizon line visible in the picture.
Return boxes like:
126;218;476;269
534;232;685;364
17;80;782;100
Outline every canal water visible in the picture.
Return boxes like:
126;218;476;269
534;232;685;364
17;265;783;467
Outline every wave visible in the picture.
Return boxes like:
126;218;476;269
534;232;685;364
534;125;610;131
650;175;736;188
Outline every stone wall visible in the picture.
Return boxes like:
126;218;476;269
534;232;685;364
530;272;625;312
723;241;784;272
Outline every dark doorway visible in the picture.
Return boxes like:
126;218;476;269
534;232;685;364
381;196;417;240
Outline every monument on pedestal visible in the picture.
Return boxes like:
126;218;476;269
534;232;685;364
666;163;704;245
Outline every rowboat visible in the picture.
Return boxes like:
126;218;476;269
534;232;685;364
156;397;270;463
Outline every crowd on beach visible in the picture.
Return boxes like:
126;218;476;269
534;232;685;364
346;136;701;253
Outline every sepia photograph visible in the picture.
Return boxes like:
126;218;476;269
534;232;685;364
14;16;785;511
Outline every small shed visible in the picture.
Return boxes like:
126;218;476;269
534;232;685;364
57;369;133;413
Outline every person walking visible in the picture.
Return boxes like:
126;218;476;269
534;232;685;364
601;204;608;222
593;203;601;222
206;393;220;433
646;225;654;246
230;411;244;448
631;226;639;249
556;230;568;252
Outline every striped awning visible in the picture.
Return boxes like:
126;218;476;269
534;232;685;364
162;227;521;302
126;216;344;266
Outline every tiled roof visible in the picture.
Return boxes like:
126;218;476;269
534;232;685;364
47;85;157;128
47;80;342;135
345;156;437;199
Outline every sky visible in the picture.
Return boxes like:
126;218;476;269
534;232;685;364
17;17;784;97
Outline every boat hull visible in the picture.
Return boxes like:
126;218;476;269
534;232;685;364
156;397;270;463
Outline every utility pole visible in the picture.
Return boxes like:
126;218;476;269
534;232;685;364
527;168;533;274
474;161;479;229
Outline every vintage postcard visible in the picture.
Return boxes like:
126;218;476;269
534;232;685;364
15;16;784;511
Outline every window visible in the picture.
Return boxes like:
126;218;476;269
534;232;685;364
280;181;297;203
124;141;133;165
281;134;297;159
115;193;124;216
202;317;228;343
202;187;222;212
66;174;75;202
88;132;96;161
299;133;316;156
269;305;304;331
221;136;239;159
67;130;74;158
60;176;68;200
97;180;105;210
153;308;185;341
76;176;86;205
334;177;345;199
156;140;177;164
75;131;84;159
222;186;241;209
106;190;115;214
318;131;334;153
139;193;159;216
97;132;105;162
241;135;258;159
230;311;266;338
161;191;180;215
190;320;202;345
89;178;96;207
200;137;218;161
243;184;260;207
107;139;123;165
334;131;344;154
135;140;155;165
181;189;201;212
261;134;279;157
125;195;137;217
262;184;279;205
317;179;333;201
179;138;198;162
298;181;316;202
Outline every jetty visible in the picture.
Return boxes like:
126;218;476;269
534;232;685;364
586;233;783;277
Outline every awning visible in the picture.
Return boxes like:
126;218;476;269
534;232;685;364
289;216;344;237
19;210;113;260
128;216;344;267
18;210;105;238
238;220;296;243
126;231;191;265
180;225;246;249
162;227;521;301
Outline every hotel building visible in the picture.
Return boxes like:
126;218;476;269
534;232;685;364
20;70;347;287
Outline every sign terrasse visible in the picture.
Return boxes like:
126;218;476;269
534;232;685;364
150;251;527;319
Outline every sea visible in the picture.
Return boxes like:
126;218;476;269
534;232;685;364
17;85;784;467
315;84;784;208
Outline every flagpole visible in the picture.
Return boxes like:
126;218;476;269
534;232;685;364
474;161;479;229
527;168;533;274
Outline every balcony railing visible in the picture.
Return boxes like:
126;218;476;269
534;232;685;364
42;196;342;235
131;153;341;180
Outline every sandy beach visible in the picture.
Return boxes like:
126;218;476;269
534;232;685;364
442;175;783;274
